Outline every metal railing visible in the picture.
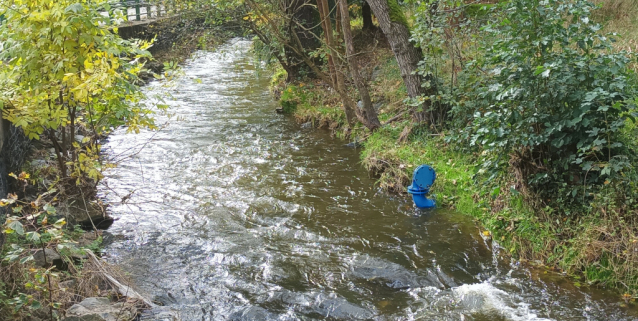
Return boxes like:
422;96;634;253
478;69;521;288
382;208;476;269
108;1;186;22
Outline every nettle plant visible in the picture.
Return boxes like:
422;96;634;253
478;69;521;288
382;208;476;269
1;174;75;319
457;0;638;206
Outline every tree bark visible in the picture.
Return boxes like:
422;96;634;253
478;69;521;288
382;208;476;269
338;0;381;130
365;0;439;124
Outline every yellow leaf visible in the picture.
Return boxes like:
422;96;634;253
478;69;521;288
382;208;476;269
482;230;491;236
84;60;94;72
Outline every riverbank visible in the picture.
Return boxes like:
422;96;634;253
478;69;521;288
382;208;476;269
272;1;638;297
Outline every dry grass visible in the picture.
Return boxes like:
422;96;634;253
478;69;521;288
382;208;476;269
569;208;638;289
0;246;146;320
362;153;412;193
592;0;638;53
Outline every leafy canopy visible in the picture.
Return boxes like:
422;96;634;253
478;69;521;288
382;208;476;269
0;0;155;140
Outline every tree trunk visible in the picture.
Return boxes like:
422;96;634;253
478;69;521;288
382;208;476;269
316;0;337;85
285;0;320;79
362;2;375;31
338;0;381;130
48;130;67;178
317;0;357;125
365;0;439;124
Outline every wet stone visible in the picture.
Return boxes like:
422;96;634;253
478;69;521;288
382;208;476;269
63;297;135;321
152;293;178;306
57;200;113;230
344;141;363;148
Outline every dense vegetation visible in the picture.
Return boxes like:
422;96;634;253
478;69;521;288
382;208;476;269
1;0;638;318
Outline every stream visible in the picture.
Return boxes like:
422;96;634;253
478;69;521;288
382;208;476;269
99;39;638;320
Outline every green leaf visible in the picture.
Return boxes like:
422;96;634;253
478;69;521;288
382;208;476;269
65;3;84;13
26;231;40;243
43;204;56;215
7;220;24;235
29;300;42;310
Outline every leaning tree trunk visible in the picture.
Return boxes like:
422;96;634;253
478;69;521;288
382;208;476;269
365;0;438;124
316;0;338;88
317;0;357;125
338;0;381;130
362;1;376;31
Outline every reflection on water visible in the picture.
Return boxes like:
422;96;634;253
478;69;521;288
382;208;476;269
100;39;637;320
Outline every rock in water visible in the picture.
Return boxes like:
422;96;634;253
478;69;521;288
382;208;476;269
344;141;363;148
33;248;63;268
57;200;113;230
63;297;136;321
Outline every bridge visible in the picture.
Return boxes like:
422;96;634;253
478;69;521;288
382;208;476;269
105;1;187;26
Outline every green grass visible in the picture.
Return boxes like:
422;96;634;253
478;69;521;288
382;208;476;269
359;124;628;288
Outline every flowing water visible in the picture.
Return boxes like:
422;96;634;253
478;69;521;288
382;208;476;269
100;39;638;320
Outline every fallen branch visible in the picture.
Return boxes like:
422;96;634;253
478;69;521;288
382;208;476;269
86;250;156;308
382;110;410;126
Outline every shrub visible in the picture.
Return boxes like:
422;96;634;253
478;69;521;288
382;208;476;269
453;0;638;208
279;85;308;113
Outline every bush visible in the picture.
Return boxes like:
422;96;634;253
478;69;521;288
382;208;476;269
279;85;309;113
453;0;638;208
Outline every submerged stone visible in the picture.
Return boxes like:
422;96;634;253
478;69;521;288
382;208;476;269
63;297;135;321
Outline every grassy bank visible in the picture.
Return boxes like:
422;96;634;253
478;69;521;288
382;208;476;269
271;0;638;297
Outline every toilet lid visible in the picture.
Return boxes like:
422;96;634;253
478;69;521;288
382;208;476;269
413;165;436;189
